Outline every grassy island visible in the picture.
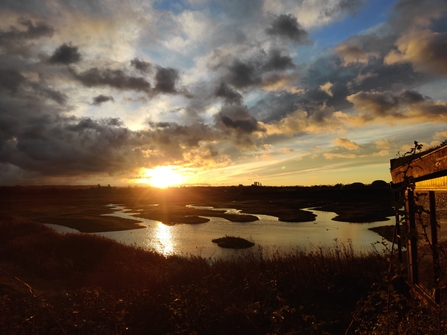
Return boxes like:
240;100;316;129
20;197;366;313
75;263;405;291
212;236;255;249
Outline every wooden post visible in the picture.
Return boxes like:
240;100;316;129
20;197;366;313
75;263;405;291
429;191;441;304
406;190;419;284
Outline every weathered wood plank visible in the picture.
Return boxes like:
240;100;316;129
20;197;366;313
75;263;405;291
390;146;447;184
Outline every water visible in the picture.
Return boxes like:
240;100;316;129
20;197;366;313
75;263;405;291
45;204;394;259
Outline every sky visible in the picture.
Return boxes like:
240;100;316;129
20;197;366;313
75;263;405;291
0;0;446;187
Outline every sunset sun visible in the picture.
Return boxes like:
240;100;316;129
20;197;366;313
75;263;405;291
144;166;184;188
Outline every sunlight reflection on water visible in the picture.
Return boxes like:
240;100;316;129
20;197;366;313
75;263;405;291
155;222;174;255
46;204;393;259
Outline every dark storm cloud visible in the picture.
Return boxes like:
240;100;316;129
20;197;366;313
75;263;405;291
214;105;266;150
1;0;445;185
0;108;147;178
0;18;54;42
0;61;223;180
154;66;179;93
66;117;123;132
390;0;447;32
92;95;114;105
385;30;447;75
265;14;309;44
348;91;401;117
251;1;444;126
40;88;68;105
220;115;259;133
250;46;426;125
226;59;261;88
146;121;215;146
148;121;172;129
130;58;152;73
143;121;218;161
399;90;426;104
250;91;301;122
31;119;134;175
72;68;151;93
0;18;54;57
0;65;68;104
251;0;444;125
347;89;447;120
0;92;221;178
49;43;81;64
213;48;296;92
214;82;243;105
216;105;264;134
73;64;186;97
0;69;26;93
262;49;295;72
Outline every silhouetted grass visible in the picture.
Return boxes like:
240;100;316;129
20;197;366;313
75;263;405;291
1;213;438;334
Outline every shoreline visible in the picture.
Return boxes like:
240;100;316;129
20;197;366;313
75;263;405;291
0;185;395;232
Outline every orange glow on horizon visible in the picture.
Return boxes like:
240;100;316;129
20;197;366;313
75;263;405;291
140;166;185;188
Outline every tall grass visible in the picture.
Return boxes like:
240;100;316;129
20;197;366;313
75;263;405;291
0;213;439;334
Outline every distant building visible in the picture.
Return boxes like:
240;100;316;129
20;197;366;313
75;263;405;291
252;181;262;187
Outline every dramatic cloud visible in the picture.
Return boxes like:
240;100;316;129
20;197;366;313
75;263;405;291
214;82;243;105
262;0;367;29
0;18;53;42
219;50;296;91
262;49;295;71
73;68;151;93
49;43;81;64
217;105;263;135
347;90;447;122
0;115;137;177
226;59;261;89
0;69;25;93
265;14;309;44
154;67;179;93
0;0;447;186
334;44;378;66
131;58;152;74
92;95;114;105
384;29;447;75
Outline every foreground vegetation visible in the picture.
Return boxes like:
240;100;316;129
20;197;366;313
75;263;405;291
1;213;444;334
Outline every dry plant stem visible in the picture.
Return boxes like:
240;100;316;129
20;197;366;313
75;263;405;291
0;267;68;335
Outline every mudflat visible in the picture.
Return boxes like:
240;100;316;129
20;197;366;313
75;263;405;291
0;184;394;232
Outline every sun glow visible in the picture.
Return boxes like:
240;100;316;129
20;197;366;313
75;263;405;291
143;166;184;188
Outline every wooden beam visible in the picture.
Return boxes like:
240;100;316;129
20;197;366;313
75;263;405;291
390;146;447;185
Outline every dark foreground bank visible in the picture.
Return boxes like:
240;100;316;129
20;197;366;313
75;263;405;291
2;214;443;334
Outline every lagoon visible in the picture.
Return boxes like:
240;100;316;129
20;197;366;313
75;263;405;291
46;204;393;259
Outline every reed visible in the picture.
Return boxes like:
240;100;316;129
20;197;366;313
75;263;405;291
0;213;440;334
